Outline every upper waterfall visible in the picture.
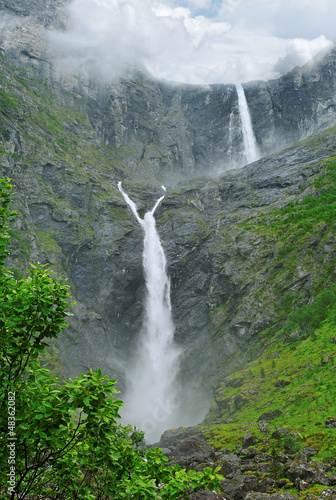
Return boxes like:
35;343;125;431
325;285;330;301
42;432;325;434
236;83;261;165
118;182;182;443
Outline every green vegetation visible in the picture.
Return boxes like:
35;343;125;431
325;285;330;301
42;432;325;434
0;178;222;499
0;88;19;112
203;156;336;464
280;158;336;223
205;286;336;460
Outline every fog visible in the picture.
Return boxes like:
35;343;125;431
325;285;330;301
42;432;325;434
47;0;335;85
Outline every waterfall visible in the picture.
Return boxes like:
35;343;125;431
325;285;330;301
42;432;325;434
236;83;260;165
118;182;181;443
228;110;234;164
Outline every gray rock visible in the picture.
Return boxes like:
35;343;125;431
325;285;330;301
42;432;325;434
188;491;231;500
258;410;283;422
319;489;336;499
275;380;291;388
240;447;258;459
286;463;336;486
218;455;242;478
245;495;298;500
226;378;245;388
172;436;216;462
161;447;172;456
297;480;310;492
243;433;256;448
325;418;336;428
157;427;200;448
220;475;259;500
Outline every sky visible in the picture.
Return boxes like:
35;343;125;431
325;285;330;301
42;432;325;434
54;0;336;85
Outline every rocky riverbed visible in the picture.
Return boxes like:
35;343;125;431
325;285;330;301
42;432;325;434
153;427;336;500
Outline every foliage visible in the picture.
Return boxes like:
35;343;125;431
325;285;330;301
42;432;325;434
283;286;336;336
204;282;336;461
268;160;336;237
0;178;222;499
269;432;284;480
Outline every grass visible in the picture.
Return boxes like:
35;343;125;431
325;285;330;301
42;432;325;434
204;296;336;461
200;153;336;462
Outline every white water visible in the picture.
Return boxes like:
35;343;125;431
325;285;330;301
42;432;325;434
118;182;182;443
228;110;234;165
236;83;260;165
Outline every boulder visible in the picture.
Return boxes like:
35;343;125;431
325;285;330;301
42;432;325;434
297;480;310;492
258;423;271;435
188;491;231;500
319;489;336;499
275;380;291;388
243;433;256;448
325;418;336;428
226;378;245;388
172;436;216;463
245;494;298;500
240;447;258;459
158;427;199;447
298;447;318;462
220;474;259;500
258;410;283;422
218;455;242;478
286;463;336;486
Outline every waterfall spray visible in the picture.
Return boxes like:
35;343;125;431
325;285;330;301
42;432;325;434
236;83;260;165
118;182;181;443
228;110;234;165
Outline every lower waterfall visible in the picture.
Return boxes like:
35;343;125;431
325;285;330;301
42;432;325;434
118;182;182;443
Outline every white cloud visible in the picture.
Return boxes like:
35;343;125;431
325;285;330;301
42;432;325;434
50;0;334;85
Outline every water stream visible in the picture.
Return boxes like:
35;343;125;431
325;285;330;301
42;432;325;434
118;182;182;443
236;83;260;165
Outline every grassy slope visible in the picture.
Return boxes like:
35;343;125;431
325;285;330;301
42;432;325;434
204;145;336;462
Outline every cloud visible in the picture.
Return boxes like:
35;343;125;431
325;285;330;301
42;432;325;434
273;36;333;75
49;0;334;85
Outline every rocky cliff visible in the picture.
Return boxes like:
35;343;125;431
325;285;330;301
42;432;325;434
1;0;336;406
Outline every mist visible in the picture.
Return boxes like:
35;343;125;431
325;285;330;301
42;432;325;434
46;0;335;86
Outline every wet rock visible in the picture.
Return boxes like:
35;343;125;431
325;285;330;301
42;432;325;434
218;455;242;478
297;480;310;492
161;447;172;456
172;436;216;466
258;423;271;435
158;427;200;448
226;378;245;388
286;463;336;486
243;433;257;448
319;489;336;499
188;491;231;500
258;410;283;422
220;474;259;500
240;447;259;459
275;380;291;388
245;494;298;500
325;418;336;428
298;447;318;462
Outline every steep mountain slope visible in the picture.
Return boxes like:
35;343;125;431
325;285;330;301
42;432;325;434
1;0;336;418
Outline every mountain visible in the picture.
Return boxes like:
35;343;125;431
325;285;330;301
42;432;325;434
2;1;336;488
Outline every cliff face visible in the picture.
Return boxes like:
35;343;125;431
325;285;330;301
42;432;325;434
1;0;336;183
1;0;336;397
84;50;336;182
